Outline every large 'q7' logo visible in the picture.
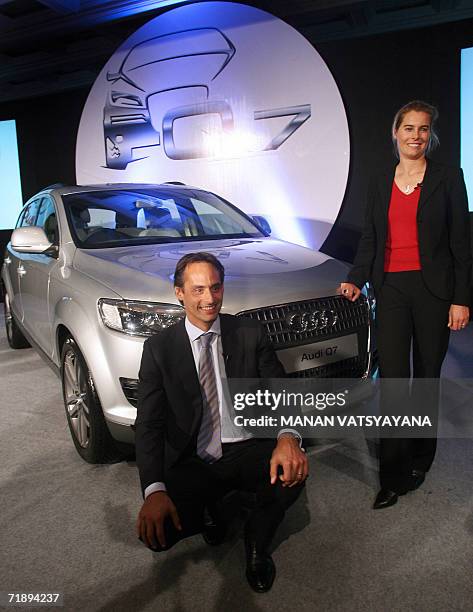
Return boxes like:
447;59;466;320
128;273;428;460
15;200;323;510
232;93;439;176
103;28;311;169
76;2;350;250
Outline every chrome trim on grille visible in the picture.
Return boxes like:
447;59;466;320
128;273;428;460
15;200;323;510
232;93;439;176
237;295;369;347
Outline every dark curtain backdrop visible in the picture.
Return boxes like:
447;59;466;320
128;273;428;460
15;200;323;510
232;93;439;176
1;17;473;261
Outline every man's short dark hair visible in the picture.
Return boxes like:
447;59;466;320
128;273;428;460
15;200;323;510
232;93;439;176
174;252;225;287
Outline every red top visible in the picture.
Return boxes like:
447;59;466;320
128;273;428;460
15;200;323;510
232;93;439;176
384;181;421;272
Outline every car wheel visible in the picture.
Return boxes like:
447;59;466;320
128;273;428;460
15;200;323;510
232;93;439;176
2;287;30;349
61;336;120;463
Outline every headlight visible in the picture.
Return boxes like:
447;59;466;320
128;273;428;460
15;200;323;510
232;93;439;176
98;299;185;336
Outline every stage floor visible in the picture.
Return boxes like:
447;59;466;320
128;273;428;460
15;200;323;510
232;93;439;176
1;313;472;612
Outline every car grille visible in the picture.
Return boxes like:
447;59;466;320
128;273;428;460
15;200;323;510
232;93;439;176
236;295;370;379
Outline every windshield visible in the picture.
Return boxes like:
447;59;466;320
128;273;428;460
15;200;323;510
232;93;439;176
63;188;263;248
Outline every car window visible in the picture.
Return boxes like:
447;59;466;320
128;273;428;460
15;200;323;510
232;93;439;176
18;199;43;228
89;208;116;228
63;188;262;248
36;196;59;244
191;198;249;235
15;205;29;228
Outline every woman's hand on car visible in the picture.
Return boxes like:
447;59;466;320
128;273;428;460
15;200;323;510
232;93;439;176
338;282;361;301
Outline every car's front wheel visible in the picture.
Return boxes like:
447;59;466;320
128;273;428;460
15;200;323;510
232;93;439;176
61;336;120;463
2;286;30;349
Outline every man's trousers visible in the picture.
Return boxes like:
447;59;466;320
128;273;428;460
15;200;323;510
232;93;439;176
147;438;304;551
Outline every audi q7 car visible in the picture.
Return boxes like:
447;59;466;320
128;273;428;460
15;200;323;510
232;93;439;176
1;183;376;462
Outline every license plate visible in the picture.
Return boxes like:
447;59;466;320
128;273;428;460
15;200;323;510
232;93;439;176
276;334;359;374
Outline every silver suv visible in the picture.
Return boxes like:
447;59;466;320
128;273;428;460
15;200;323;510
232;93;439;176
1;183;376;462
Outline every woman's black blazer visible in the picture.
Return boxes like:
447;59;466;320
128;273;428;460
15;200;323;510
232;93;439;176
347;158;472;306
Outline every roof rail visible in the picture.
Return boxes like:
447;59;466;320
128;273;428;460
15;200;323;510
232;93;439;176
42;182;66;190
163;181;186;186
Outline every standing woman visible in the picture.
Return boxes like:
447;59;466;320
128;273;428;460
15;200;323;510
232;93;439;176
340;100;471;509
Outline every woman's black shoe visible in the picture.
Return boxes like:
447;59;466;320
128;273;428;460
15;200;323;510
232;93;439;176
373;489;399;509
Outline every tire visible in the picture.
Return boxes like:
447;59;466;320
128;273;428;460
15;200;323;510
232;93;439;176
60;336;121;463
2;286;30;349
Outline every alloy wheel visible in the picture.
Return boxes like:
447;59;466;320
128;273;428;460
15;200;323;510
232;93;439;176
63;349;90;448
3;291;13;343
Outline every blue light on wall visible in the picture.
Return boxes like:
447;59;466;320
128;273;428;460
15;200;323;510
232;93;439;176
461;46;473;212
0;120;23;230
91;0;192;23
39;0;80;13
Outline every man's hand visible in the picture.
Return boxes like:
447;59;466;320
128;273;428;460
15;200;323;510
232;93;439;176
448;304;470;331
338;282;361;302
270;436;309;487
136;491;181;549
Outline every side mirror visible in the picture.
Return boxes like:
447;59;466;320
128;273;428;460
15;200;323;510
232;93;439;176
11;227;54;254
251;215;271;236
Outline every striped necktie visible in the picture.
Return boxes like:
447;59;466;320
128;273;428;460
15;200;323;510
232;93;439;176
196;332;222;462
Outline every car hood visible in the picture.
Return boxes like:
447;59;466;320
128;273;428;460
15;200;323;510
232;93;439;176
73;238;350;312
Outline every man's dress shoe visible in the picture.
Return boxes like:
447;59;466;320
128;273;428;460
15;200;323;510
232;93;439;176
373;489;399;510
245;540;276;593
409;469;425;491
202;506;226;546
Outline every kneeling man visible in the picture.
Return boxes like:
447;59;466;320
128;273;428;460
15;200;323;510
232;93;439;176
135;252;308;592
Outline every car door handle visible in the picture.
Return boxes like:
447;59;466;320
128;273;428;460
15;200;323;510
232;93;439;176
17;265;26;277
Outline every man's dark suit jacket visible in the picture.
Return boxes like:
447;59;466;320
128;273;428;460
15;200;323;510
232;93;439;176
135;314;285;494
347;159;472;305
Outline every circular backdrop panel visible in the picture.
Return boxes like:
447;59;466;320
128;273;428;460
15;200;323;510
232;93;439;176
76;2;349;249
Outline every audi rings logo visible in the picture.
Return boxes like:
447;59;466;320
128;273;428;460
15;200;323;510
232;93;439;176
286;310;339;333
